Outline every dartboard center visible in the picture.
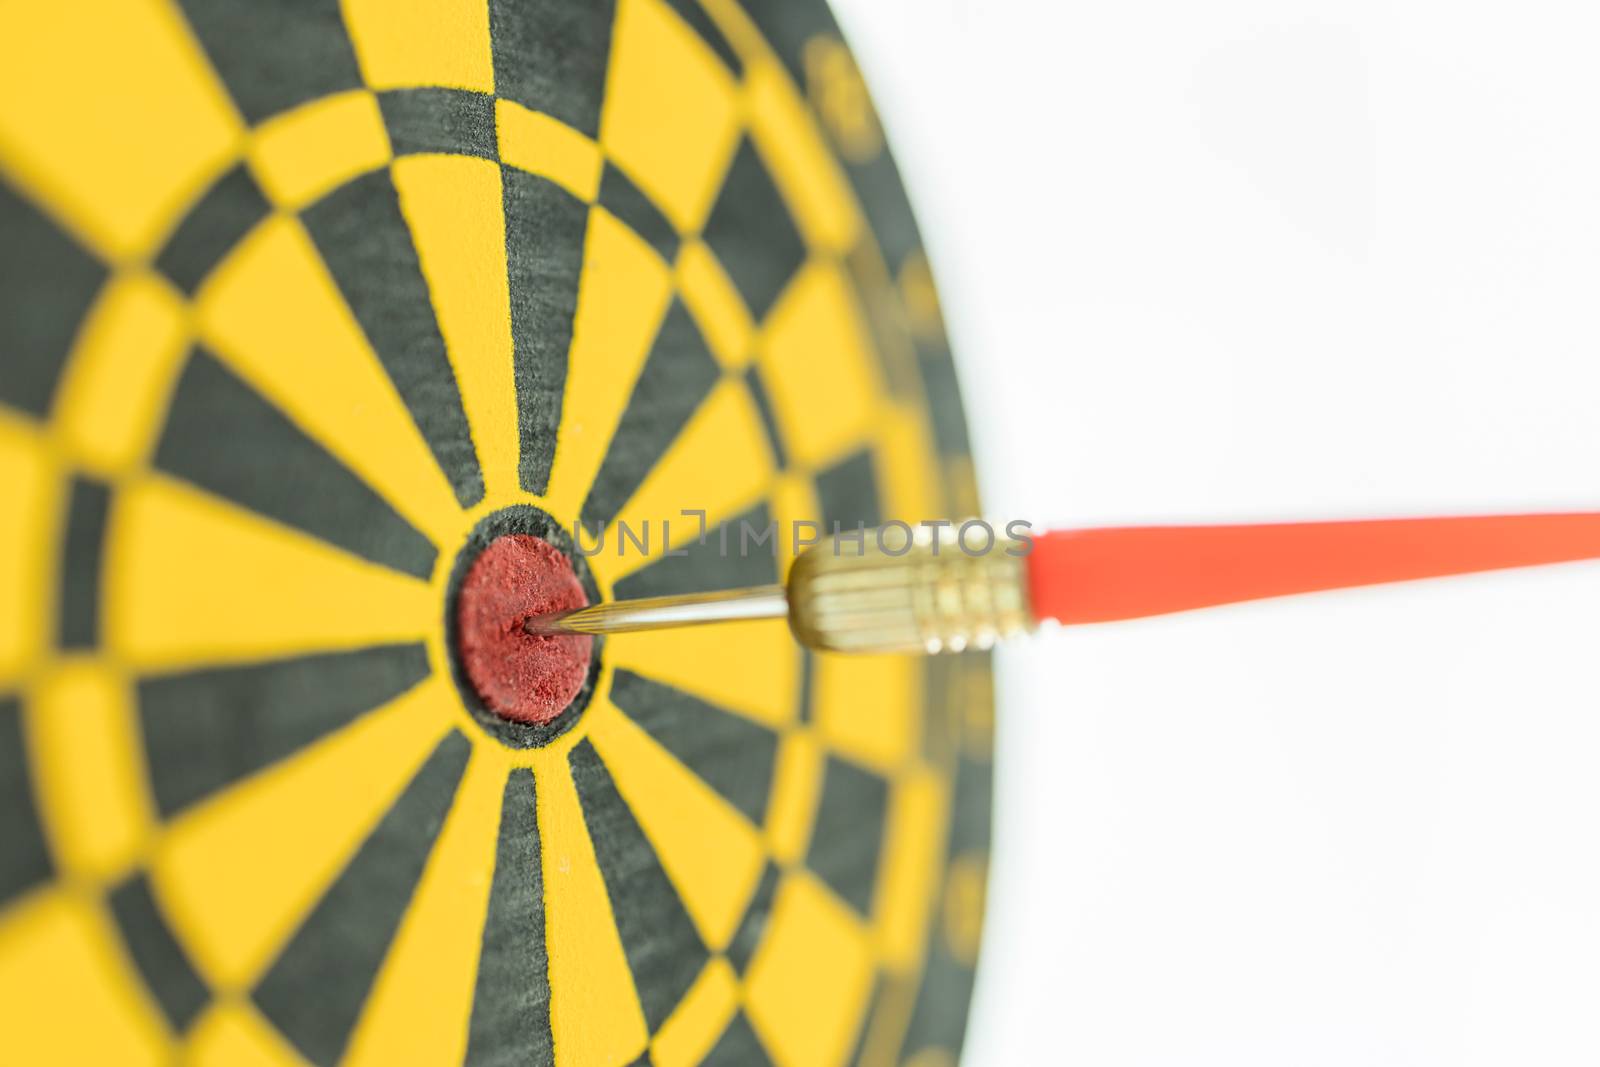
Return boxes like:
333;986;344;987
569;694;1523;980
456;532;591;725
444;505;604;748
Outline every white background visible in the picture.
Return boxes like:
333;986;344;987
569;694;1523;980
829;2;1600;1064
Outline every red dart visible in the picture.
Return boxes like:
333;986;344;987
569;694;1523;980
523;512;1600;653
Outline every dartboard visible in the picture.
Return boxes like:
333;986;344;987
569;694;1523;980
0;2;990;1065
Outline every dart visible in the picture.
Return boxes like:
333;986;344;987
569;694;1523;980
522;512;1600;652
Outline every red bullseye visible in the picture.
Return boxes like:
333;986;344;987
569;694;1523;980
456;533;592;725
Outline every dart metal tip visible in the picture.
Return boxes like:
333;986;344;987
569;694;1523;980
521;584;789;637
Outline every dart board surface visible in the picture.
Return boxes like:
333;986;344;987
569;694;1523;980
0;2;992;1065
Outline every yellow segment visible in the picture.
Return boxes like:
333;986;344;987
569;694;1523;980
875;406;940;525
0;0;240;258
691;0;766;62
745;873;875;1067
543;210;673;519
0;420;54;681
106;475;434;670
536;754;650;1065
676;240;753;370
849;980;914;1067
197;215;460;545
876;770;946;972
391;156;519;499
764;730;823;866
607;619;796;730
743;58;862;254
898;251;945;342
602;0;740;232
958;658;996;759
814;654;918;773
768;470;820;580
756;262;880;467
496;99;603;202
602;380;773;584
941;851;987;967
651;958;738;1067
344;749;503;1067
188;1001;307;1067
800;35;885;166
248;91;391;210
341;0;495;92
151;678;448;988
945;455;981;529
29;663;152;883
52;273;188;477
0;893;167;1066
845;242;918;407
589;707;765;949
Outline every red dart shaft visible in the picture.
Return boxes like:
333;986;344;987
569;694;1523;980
1027;512;1600;625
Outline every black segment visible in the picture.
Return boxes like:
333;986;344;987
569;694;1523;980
735;0;836;85
661;0;742;74
579;300;720;526
701;139;806;321
742;366;787;468
612;502;778;600
568;739;707;1030
302;169;485;509
175;0;363;123
724;861;779;974
796;650;816;725
704;1011;775;1067
109;873;208;1032
254;731;471;1067
0;696;52;906
815;447;881;531
137;643;431;817
501;169;589;496
737;0;928;265
899;945;974;1063
489;0;615;137
729;3;924;268
610;670;777;826
155;164;271;294
598;163;678;262
57;476;110;650
846;152;922;272
950;754;994;861
917;335;974;458
379;88;498;161
155;348;438;579
466;769;554;1066
805;755;888;917
0;178;104;417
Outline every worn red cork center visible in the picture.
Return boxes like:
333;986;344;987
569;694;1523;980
456;533;592;725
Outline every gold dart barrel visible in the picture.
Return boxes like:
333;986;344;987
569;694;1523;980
786;524;1033;654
